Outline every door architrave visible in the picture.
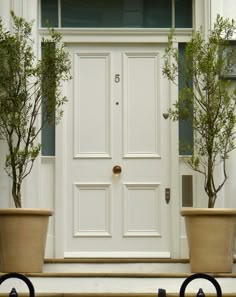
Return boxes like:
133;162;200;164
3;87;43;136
53;30;183;258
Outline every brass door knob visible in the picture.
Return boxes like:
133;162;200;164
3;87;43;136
113;165;122;175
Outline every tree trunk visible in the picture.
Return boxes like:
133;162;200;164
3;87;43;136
12;180;22;208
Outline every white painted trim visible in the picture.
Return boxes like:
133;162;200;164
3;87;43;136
39;28;193;36
169;42;180;258
55;42;179;258
64;252;171;258
0;0;11;28
58;0;61;27
41;156;55;162
204;0;211;33
39;28;193;44
16;0;42;209
55;78;70;257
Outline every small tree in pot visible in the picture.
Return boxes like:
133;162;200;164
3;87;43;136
163;15;236;208
162;16;236;272
0;12;71;273
0;12;71;208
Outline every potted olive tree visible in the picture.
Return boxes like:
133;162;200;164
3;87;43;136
0;12;71;272
163;15;236;272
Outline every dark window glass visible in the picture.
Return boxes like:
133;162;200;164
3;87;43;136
41;43;56;156
61;0;172;28
175;0;192;28
42;124;55;156
143;0;172;28
178;43;193;155
41;0;58;27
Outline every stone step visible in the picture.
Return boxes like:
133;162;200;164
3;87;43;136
43;258;236;274
0;260;236;295
0;273;236;294
43;259;191;274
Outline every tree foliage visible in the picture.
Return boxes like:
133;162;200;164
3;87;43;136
0;12;71;207
163;15;236;208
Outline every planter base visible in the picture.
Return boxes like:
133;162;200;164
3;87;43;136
181;208;236;273
0;208;53;273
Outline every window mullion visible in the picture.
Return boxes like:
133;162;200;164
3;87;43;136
58;0;61;28
172;0;175;28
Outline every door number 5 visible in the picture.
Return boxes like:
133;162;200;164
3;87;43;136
115;74;120;83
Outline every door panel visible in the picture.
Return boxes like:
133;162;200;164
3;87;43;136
63;44;171;257
73;183;112;237
123;183;161;237
74;52;112;158
123;52;160;157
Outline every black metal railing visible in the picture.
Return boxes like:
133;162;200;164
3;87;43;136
0;272;35;297
159;273;222;297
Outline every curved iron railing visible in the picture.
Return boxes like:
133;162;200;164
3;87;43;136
0;272;35;297
158;273;222;297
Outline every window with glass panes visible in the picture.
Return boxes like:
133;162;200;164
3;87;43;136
178;43;193;156
41;0;193;28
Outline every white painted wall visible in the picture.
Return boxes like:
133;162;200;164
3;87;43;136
211;0;236;23
0;0;55;257
210;0;236;209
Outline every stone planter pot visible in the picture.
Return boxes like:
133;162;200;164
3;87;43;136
181;208;236;273
0;208;53;273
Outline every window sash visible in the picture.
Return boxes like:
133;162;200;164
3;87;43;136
41;0;193;29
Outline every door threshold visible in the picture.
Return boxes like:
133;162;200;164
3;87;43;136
45;258;188;264
64;252;171;258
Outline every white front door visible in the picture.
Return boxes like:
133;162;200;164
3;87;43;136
62;43;171;257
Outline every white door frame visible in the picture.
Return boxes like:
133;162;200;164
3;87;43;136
53;30;181;258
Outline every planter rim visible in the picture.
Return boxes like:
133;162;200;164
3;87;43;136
0;208;53;216
181;207;236;216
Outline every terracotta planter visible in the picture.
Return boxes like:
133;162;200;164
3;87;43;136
181;208;236;273
0;208;53;273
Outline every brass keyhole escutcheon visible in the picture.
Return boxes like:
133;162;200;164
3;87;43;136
113;165;122;175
